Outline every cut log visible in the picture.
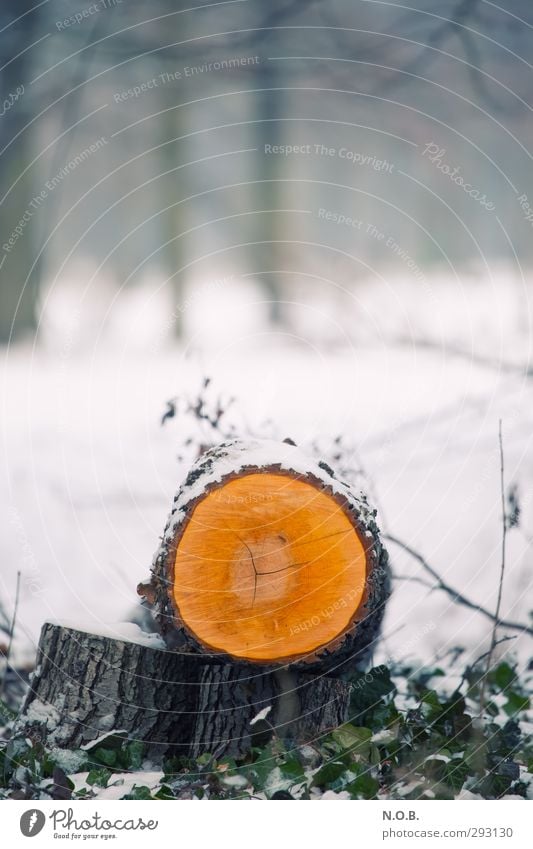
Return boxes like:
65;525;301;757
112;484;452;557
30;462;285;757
15;623;351;761
140;439;390;671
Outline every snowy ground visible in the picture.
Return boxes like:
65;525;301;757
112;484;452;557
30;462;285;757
1;270;532;669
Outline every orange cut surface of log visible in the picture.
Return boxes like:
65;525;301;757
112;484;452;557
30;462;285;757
172;472;368;662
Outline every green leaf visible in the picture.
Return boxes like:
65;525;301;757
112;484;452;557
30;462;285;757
346;773;379;799
369;744;381;766
420;690;443;720
371;701;400;730
0;701;17;722
247;741;280;787
312;760;347;788
74;788;91;798
124;741;144;770
504;692;530;716
279;756;305;782
86;768;111;788
491;662;516;691
350;666;396;723
92;747;117;767
122;785;153;800
445;757;469;792
331;725;372;759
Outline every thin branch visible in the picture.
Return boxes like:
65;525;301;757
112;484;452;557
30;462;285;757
0;600;10;637
480;421;509;711
473;635;515;672
384;533;533;637
392;573;436;591
458;635;516;693
392;334;533;379
494;419;509;633
0;570;21;699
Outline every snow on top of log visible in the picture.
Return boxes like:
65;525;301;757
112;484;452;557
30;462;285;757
44;620;166;649
166;438;374;538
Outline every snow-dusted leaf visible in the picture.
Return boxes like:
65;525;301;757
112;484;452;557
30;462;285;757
250;705;272;726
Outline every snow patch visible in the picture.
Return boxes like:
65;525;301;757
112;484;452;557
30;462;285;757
221;774;248;789
48;747;88;774
24;699;60;730
71;770;163;800
319;790;351;800
80;729;128;751
44;620;166;649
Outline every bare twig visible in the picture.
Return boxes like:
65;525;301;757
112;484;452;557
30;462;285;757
473;635;515;673
384;533;533;638
392;334;533;379
0;599;10;637
494;420;509;635
457;634;516;692
392;573;435;591
0;570;21;699
479;421;509;712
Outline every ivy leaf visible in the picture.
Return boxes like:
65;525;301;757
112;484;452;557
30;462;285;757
331;725;372;759
504;692;530;716
279;756;305;782
491;662;516;691
92;747;117;768
350;667;396;724
444;756;470;792
346;773;379;799
420;690;442;720
86;768;111;788
122;785;153;800
50;767;74;800
312;760;347;788
124;741;144;770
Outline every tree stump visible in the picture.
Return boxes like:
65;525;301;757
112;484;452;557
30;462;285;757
16;441;389;760
15;623;352;761
140;439;390;672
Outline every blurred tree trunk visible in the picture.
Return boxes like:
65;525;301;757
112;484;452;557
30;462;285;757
0;2;40;343
254;58;285;327
158;103;185;339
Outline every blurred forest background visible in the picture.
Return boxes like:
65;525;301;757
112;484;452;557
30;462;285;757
1;0;533;668
2;0;533;343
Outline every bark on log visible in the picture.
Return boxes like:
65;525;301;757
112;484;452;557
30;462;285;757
15;623;351;761
140;439;390;672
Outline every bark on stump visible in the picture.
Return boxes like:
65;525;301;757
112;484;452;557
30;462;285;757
140;438;390;672
15;623;351;761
